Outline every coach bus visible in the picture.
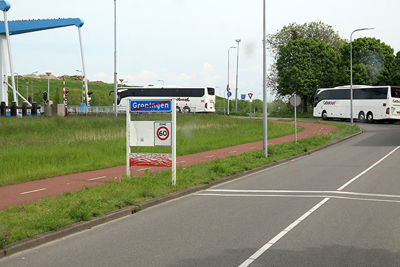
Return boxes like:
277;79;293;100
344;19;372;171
313;85;400;122
114;86;216;113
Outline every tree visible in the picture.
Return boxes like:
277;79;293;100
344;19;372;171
389;51;400;85
336;37;395;86
276;38;339;112
267;22;345;92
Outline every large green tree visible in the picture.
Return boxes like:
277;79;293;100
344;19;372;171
276;38;339;112
336;37;395;86
267;22;345;93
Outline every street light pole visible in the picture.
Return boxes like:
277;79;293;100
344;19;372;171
263;0;268;157
350;27;374;126
234;39;241;112
45;72;51;101
113;0;118;117
227;46;236;115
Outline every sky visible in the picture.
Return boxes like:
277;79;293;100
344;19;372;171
4;0;400;100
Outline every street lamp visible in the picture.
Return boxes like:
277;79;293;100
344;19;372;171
262;0;268;157
227;46;236;115
113;0;118;117
45;72;51;102
234;39;241;112
350;27;374;125
30;71;38;101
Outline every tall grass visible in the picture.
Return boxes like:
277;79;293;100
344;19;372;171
0;114;298;185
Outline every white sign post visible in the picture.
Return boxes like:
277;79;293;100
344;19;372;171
289;93;301;143
126;98;177;185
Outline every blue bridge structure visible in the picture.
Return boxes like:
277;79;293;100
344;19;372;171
0;1;88;108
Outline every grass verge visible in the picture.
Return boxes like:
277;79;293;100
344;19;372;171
0;121;359;248
0;114;300;186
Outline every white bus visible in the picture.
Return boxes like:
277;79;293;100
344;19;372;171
115;86;216;113
313;85;400;122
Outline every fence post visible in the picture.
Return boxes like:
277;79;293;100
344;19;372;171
0;102;5;116
31;102;37;116
22;102;27;116
11;102;17;116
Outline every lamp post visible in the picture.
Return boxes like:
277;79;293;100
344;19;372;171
113;0;118;117
234;39;241;112
262;0;268;157
45;72;51;101
350;27;374;125
29;71;37;101
227;46;236;115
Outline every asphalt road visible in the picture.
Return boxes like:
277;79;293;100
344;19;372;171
2;122;400;267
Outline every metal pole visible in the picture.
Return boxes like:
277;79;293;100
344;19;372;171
262;0;268;157
234;39;241;112
349;27;374;126
47;75;50;101
172;98;176;186
78;27;88;112
3;10;17;106
294;93;297;143
126;101;131;177
113;0;118;117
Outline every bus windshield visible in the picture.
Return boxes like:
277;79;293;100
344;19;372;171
391;87;400;98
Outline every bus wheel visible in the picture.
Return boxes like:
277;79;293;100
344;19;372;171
183;107;191;113
176;106;181;113
321;111;328;120
367;112;374;123
358;112;366;123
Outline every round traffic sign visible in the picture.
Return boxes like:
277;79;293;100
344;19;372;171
227;91;232;97
289;94;302;107
156;126;170;141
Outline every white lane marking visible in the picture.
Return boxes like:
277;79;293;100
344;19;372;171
239;198;330;267
239;145;400;266
197;193;400;204
205;189;400;199
20;188;46;195
205;155;215;158
87;176;107;181
177;161;186;164
337;145;400;191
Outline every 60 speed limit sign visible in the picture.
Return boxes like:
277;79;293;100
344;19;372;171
154;122;172;146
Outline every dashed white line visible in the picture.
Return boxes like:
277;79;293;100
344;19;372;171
238;145;400;267
20;188;47;195
87;176;107;181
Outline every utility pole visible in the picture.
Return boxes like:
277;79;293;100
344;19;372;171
234;39;241;112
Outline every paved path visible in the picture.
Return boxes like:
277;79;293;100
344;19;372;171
0;120;337;210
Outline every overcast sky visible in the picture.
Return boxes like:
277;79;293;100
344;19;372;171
4;0;400;99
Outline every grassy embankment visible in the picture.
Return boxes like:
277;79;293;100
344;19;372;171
0;121;359;248
0;114;300;186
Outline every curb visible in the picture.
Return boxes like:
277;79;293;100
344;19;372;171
0;129;362;259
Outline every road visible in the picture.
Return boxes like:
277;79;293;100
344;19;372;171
2;122;400;266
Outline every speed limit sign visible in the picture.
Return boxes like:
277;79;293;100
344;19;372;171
154;122;172;146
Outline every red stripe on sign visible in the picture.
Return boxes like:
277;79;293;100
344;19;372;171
130;153;172;167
